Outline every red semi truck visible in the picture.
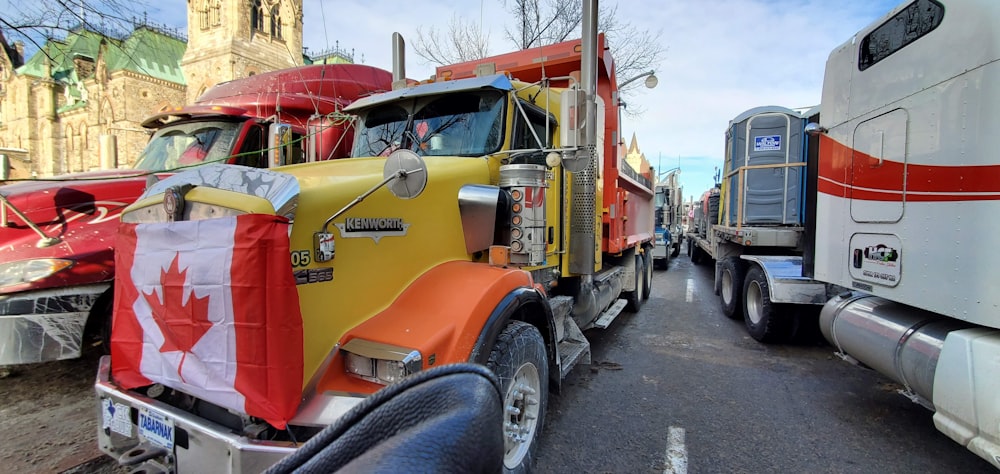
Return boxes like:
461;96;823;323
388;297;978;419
0;64;391;366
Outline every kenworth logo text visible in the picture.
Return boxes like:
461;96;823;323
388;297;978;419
335;217;410;243
345;217;405;232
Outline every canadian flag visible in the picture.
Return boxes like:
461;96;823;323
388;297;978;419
111;214;303;428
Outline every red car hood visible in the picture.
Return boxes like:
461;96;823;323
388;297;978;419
1;169;156;293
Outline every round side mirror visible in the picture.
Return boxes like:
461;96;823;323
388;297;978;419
384;149;428;199
561;148;593;173
804;122;828;136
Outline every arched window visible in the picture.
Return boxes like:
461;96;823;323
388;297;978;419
200;0;210;29
270;5;282;39
251;0;265;34
209;0;221;26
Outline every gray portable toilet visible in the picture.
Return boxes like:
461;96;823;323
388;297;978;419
725;106;806;226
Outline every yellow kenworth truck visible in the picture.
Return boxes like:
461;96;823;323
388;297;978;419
94;7;655;474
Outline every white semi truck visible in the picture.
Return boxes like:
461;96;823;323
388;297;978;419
652;172;683;270
693;0;1000;467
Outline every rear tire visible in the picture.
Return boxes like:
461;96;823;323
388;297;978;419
671;240;681;258
691;245;707;265
719;257;745;320
625;254;645;312
743;266;791;343
642;251;653;300
488;321;548;474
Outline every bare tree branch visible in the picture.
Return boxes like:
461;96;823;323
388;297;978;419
406;0;667;116
2;0;156;62
412;13;491;67
504;0;580;48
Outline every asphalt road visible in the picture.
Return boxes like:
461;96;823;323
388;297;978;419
534;245;996;473
3;243;996;473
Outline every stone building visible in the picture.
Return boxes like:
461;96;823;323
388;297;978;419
0;0;350;180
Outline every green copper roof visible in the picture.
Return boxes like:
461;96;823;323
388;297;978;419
307;54;352;65
107;27;186;85
16;29;111;79
15;26;185;87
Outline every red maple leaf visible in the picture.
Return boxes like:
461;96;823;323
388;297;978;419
142;253;213;382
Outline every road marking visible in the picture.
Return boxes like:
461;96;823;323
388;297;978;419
664;426;688;474
685;279;694;303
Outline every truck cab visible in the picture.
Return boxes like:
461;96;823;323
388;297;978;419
95;17;655;472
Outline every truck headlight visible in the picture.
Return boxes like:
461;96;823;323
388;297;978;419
342;338;422;385
0;258;74;289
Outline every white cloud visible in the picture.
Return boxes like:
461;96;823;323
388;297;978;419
617;0;898;195
291;0;896;196
114;0;900;195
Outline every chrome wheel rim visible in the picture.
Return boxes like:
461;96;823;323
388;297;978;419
721;269;734;306
636;265;645;300
503;361;541;468
746;280;763;325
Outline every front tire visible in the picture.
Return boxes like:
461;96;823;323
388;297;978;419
719;257;745;320
743;265;791;343
488;321;548;473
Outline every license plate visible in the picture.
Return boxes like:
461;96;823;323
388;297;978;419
138;408;175;450
101;398;133;437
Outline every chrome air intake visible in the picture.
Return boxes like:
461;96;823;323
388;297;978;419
499;165;548;266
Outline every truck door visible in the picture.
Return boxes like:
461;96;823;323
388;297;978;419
850;108;907;223
235;124;265;167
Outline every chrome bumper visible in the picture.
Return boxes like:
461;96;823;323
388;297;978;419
0;283;108;365
95;356;366;473
652;243;668;259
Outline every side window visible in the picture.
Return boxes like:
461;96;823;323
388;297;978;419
290;133;305;164
237;125;264;167
859;0;943;71
511;100;555;164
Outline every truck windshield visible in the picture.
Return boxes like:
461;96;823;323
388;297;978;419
134;120;243;171
352;90;505;158
655;190;667;208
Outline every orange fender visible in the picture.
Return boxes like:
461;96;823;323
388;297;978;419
317;260;555;394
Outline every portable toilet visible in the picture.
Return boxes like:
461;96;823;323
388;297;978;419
724;106;807;226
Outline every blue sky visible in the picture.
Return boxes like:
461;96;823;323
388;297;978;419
6;0;902;201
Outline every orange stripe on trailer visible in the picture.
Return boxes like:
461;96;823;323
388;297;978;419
818;134;1000;201
315;260;535;394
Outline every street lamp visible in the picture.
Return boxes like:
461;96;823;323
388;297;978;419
617;70;658;110
618;70;658;90
657;166;681;186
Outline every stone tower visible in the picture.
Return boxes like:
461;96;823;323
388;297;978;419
181;0;304;103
